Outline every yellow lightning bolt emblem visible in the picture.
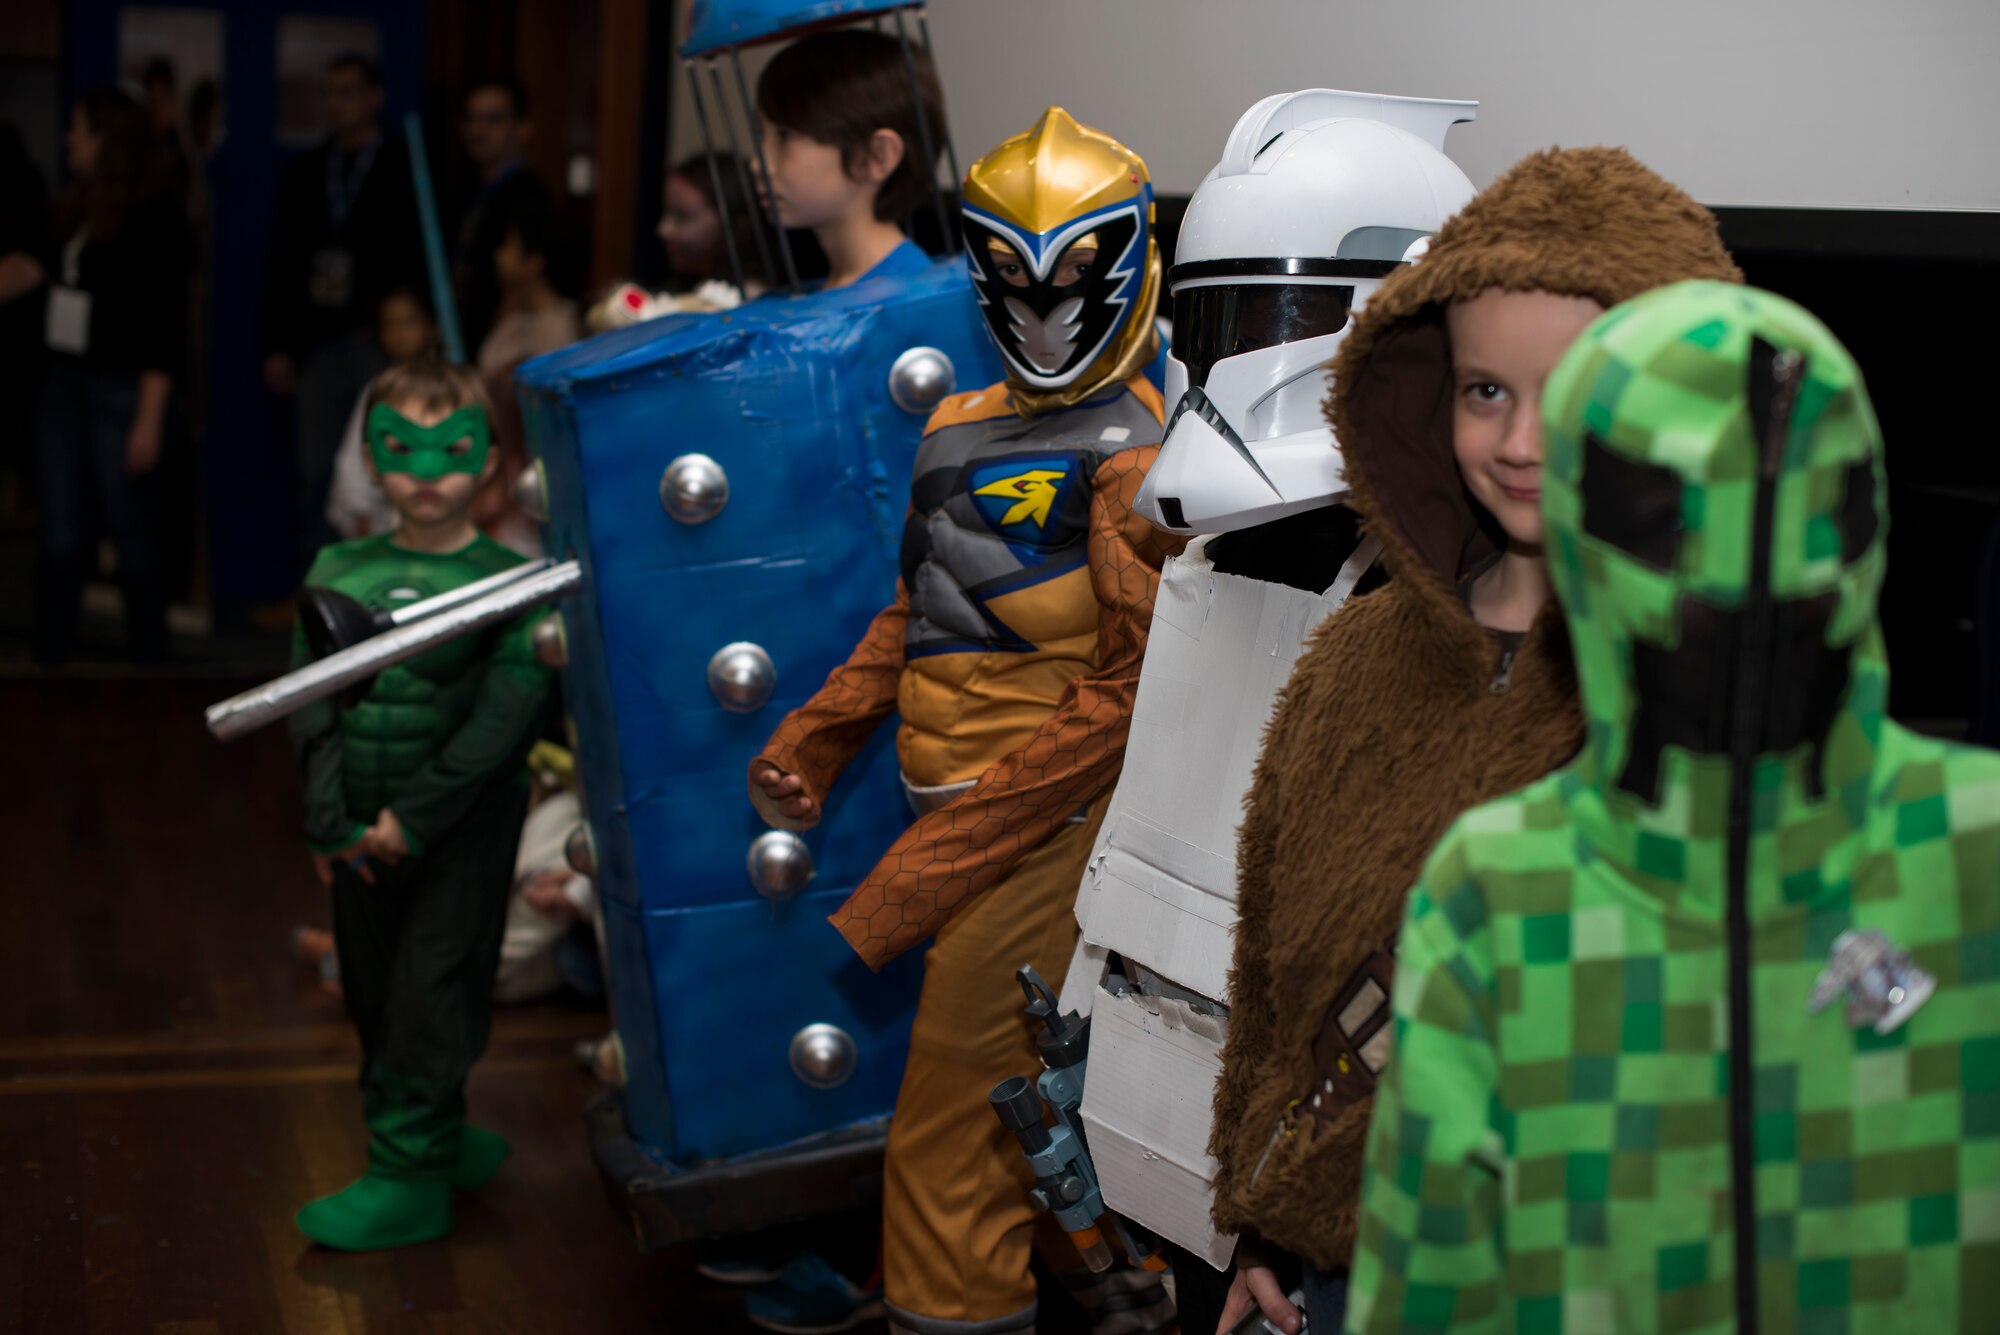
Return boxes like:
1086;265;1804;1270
974;468;1067;529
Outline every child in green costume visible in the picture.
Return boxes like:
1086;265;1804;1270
1347;282;2000;1331
289;358;553;1251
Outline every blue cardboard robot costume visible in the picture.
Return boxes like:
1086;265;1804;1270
504;1;1007;1239
511;258;998;1178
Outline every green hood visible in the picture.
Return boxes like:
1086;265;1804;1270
1539;280;1888;920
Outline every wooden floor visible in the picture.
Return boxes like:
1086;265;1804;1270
0;674;793;1333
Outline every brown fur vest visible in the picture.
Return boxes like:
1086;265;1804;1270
1206;569;1582;1267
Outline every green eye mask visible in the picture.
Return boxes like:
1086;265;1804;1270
366;402;492;480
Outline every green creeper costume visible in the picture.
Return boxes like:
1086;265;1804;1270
1345;282;2000;1333
287;531;553;1250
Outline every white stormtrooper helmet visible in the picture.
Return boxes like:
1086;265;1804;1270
1137;90;1480;534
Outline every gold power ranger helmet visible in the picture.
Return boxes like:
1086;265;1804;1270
961;107;1162;415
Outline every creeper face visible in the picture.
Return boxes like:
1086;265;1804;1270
1540;281;1888;806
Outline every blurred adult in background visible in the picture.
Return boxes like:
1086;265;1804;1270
585;152;764;333
455;77;552;355
182;78;222;445
0;121;50;526
188;78;224;161
264;51;422;575
657;151;765;295
30;87;193;663
141;56;192;204
138;55;205;612
176;77;225;615
474;197;581;554
478;198;582;379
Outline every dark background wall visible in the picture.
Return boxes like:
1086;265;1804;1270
1705;211;2000;730
53;0;664;610
63;0;430;607
37;3;2000;727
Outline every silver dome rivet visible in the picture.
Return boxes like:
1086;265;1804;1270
789;1023;857;1089
564;824;596;876
707;642;775;712
514;462;549;524
888;346;956;415
660;453;729;524
746;830;815;900
531;613;568;668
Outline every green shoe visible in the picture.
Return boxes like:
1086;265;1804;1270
296;1172;452;1251
453;1123;510;1191
300;1070;461;1249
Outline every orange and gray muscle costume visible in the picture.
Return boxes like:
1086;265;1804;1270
747;107;1181;1335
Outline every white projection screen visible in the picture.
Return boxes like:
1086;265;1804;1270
918;0;1999;210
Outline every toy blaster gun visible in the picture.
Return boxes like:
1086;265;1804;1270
988;965;1166;1275
204;557;580;740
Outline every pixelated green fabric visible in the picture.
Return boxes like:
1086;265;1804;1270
1346;283;2000;1333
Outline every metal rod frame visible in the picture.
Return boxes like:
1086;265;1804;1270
730;46;802;294
683;60;750;296
705;57;781;292
915;10;962;202
893;7;953;249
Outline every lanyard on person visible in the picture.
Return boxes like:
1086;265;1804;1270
326;136;381;232
60;229;85;286
45;228;91;355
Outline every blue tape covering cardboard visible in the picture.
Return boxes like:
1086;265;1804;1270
515;257;1004;1163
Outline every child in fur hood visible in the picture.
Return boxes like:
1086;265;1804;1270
1206;146;1742;1335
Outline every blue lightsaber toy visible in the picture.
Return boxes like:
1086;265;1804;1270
404;112;466;364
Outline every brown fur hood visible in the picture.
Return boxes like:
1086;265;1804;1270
1333;144;1743;600
1207;147;1741;1269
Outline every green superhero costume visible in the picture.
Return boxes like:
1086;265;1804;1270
287;530;553;1251
1346;282;2000;1333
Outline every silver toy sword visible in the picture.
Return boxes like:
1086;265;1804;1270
205;558;582;742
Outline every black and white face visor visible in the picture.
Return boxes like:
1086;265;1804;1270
964;199;1149;390
1168;258;1401;390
